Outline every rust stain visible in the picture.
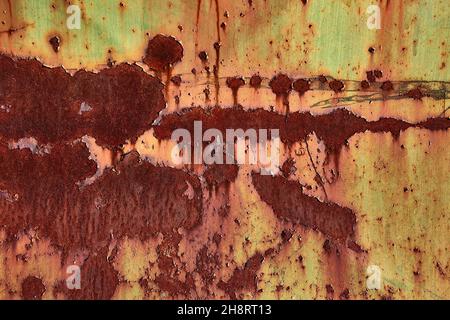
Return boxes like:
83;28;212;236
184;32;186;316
0;0;449;301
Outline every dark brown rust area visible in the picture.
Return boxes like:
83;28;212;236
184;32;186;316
381;80;394;91
49;35;60;53
56;247;119;300
0;146;203;252
143;34;183;72
251;173;356;242
281;157;296;178
226;77;245;105
203;164;239;187
293;79;310;95
269;74;292;96
249;74;262;88
329;80;344;93
154;106;449;159
404;87;425;100
21;276;46;300
0;55;165;147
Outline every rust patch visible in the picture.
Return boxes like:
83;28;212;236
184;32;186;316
56;247;119;299
143;34;183;73
154;106;449;161
404;87;425;100
226;76;245;106
329;80;344;93
0;55;165;147
218;253;264;299
250;74;262;88
269;74;292;96
381;80;394;92
293;78;310;96
251;173;356;242
204;164;239;187
0;146;203;252
21;276;46;300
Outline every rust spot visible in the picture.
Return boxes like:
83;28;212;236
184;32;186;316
361;80;370;89
281;229;293;243
250;74;262;88
366;71;376;83
381;80;394;91
198;50;208;62
49;35;60;53
339;288;350;300
143;34;183;72
226;76;245;106
404;87;425;100
329;80;344;93
196;246;220;284
170;75;182;86
326;284;334;299
57;247;119;299
21;276;45;300
269;74;292;96
374;70;383;78
293;78;310;95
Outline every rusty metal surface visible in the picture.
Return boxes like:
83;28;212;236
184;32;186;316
0;0;449;300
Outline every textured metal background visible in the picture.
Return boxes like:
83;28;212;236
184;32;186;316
0;0;448;300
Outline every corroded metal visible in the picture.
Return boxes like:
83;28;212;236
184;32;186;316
0;0;448;300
